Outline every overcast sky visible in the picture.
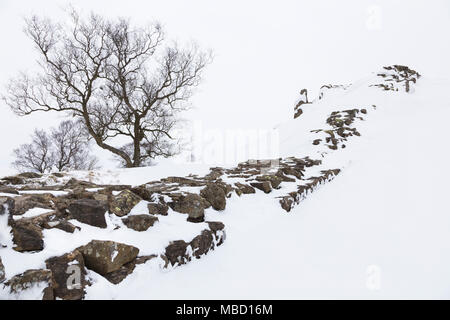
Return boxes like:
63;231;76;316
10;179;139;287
0;0;449;175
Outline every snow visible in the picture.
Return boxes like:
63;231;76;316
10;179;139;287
81;74;450;299
12;208;54;220
2;72;450;299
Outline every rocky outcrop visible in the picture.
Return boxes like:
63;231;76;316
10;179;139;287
5;269;54;300
371;65;420;92
68;199;107;228
45;250;88;300
79;240;139;275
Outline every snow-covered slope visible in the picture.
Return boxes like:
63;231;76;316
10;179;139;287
2;66;450;299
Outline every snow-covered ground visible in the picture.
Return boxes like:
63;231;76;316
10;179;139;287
85;72;450;299
2;70;450;299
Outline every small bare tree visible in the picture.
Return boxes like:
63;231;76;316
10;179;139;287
3;8;211;167
12;129;53;173
12;120;99;173
51;120;99;172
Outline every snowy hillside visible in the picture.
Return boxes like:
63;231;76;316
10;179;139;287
1;65;450;299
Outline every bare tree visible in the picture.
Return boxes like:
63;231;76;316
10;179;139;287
12;120;99;173
12;129;53;173
51;120;99;172
3;8;211;167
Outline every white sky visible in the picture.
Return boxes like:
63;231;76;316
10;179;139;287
0;0;449;175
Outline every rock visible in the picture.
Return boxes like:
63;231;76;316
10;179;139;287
250;181;272;194
234;182;256;195
204;168;224;180
130;186;153;201
52;172;65;178
207;221;225;233
12;194;54;216
256;175;282;189
92;193;109;202
1;176;26;185
135;255;157;265
162;176;205;187
164;240;189;267
122;215;159;232
279;196;295;212
312;139;321;145
147;202;169;216
0;197;14;215
206;221;226;246
48;220;80;233
103;261;136;285
190;230;217;259
68;199;107;228
18;172;42;179
79;240;139;275
0;186;19;195
45;250;87;300
12;221;44;252
200;183;226;211
0;257;5;283
6;269;54;300
64;178;98;189
109;190;142;217
169;193;205;223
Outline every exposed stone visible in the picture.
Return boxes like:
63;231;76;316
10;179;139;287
0;186;19;195
0;257;5;283
79;240;139;275
200;183;226;211
162;176;205;187
12;194;54;216
45;250;87;300
68;199;107;228
130;186;153;201
207;221;225;233
92;193;109;202
234;182;256;195
169;193;205;223
48;220;80;233
103;261;136;285
250;181;272;194
6;269;54;300
1;176;26;185
164;240;189;267
64;178;98;189
122;214;159;232
147;202;169;216
207;221;226;246
135;254;158;265
190;230;214;259
12;221;44;252
256;175;282;189
0;197;14;215
18;172;43;179
280;196;295;212
109;189;142;217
